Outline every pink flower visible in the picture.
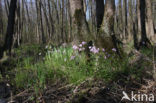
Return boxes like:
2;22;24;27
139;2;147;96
73;45;78;50
79;44;83;47
82;41;87;45
112;48;117;52
90;46;99;54
70;56;76;60
102;48;105;52
104;56;107;59
79;48;84;51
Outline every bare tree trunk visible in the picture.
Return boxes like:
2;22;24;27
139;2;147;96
96;0;104;32
69;0;90;43
61;0;65;42
118;0;123;37
41;1;51;41
145;0;155;43
35;0;46;44
67;0;72;42
48;0;55;40
97;0;120;54
0;0;3;35
24;0;30;23
4;0;9;17
123;0;128;39
128;0;133;40
83;0;87;14
2;0;17;56
137;0;150;47
137;0;141;43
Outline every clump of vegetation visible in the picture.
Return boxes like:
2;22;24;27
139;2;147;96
13;43;131;93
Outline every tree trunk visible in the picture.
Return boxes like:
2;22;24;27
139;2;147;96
61;0;65;42
145;0;155;43
123;0;128;39
2;0;17;56
48;0;55;40
128;0;133;40
97;0;120;54
137;0;150;47
118;0;123;36
35;0;46;44
0;0;3;35
41;1;51;41
96;0;104;32
69;0;90;43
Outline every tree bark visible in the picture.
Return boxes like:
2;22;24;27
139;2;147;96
48;0;55;40
96;0;104;32
118;0;123;35
145;0;155;43
41;1;51;41
97;0;120;54
137;0;150;47
0;0;3;35
69;0;90;43
35;0;46;44
123;0;128;39
2;0;17;56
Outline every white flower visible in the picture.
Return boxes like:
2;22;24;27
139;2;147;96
45;45;48;49
39;52;42;55
64;58;67;62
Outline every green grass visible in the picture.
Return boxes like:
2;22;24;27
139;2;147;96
11;44;153;94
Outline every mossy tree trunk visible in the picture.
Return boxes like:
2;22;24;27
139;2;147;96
69;0;90;43
96;0;119;52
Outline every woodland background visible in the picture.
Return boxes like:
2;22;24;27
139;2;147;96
0;0;156;103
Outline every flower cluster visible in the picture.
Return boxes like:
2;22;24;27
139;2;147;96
72;41;86;52
89;46;99;54
72;41;117;54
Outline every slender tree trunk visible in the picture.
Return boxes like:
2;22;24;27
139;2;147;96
137;0;141;43
4;0;9;17
48;0;54;40
145;0;155;43
68;0;72;42
61;0;65;42
41;1;51;41
137;0;150;47
2;0;17;56
123;0;128;39
36;0;46;44
24;0;30;23
118;0;123;34
128;0;133;39
0;0;3;35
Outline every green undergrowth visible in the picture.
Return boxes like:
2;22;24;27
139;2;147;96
8;44;153;94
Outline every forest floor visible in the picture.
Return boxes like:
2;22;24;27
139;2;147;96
0;44;156;103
